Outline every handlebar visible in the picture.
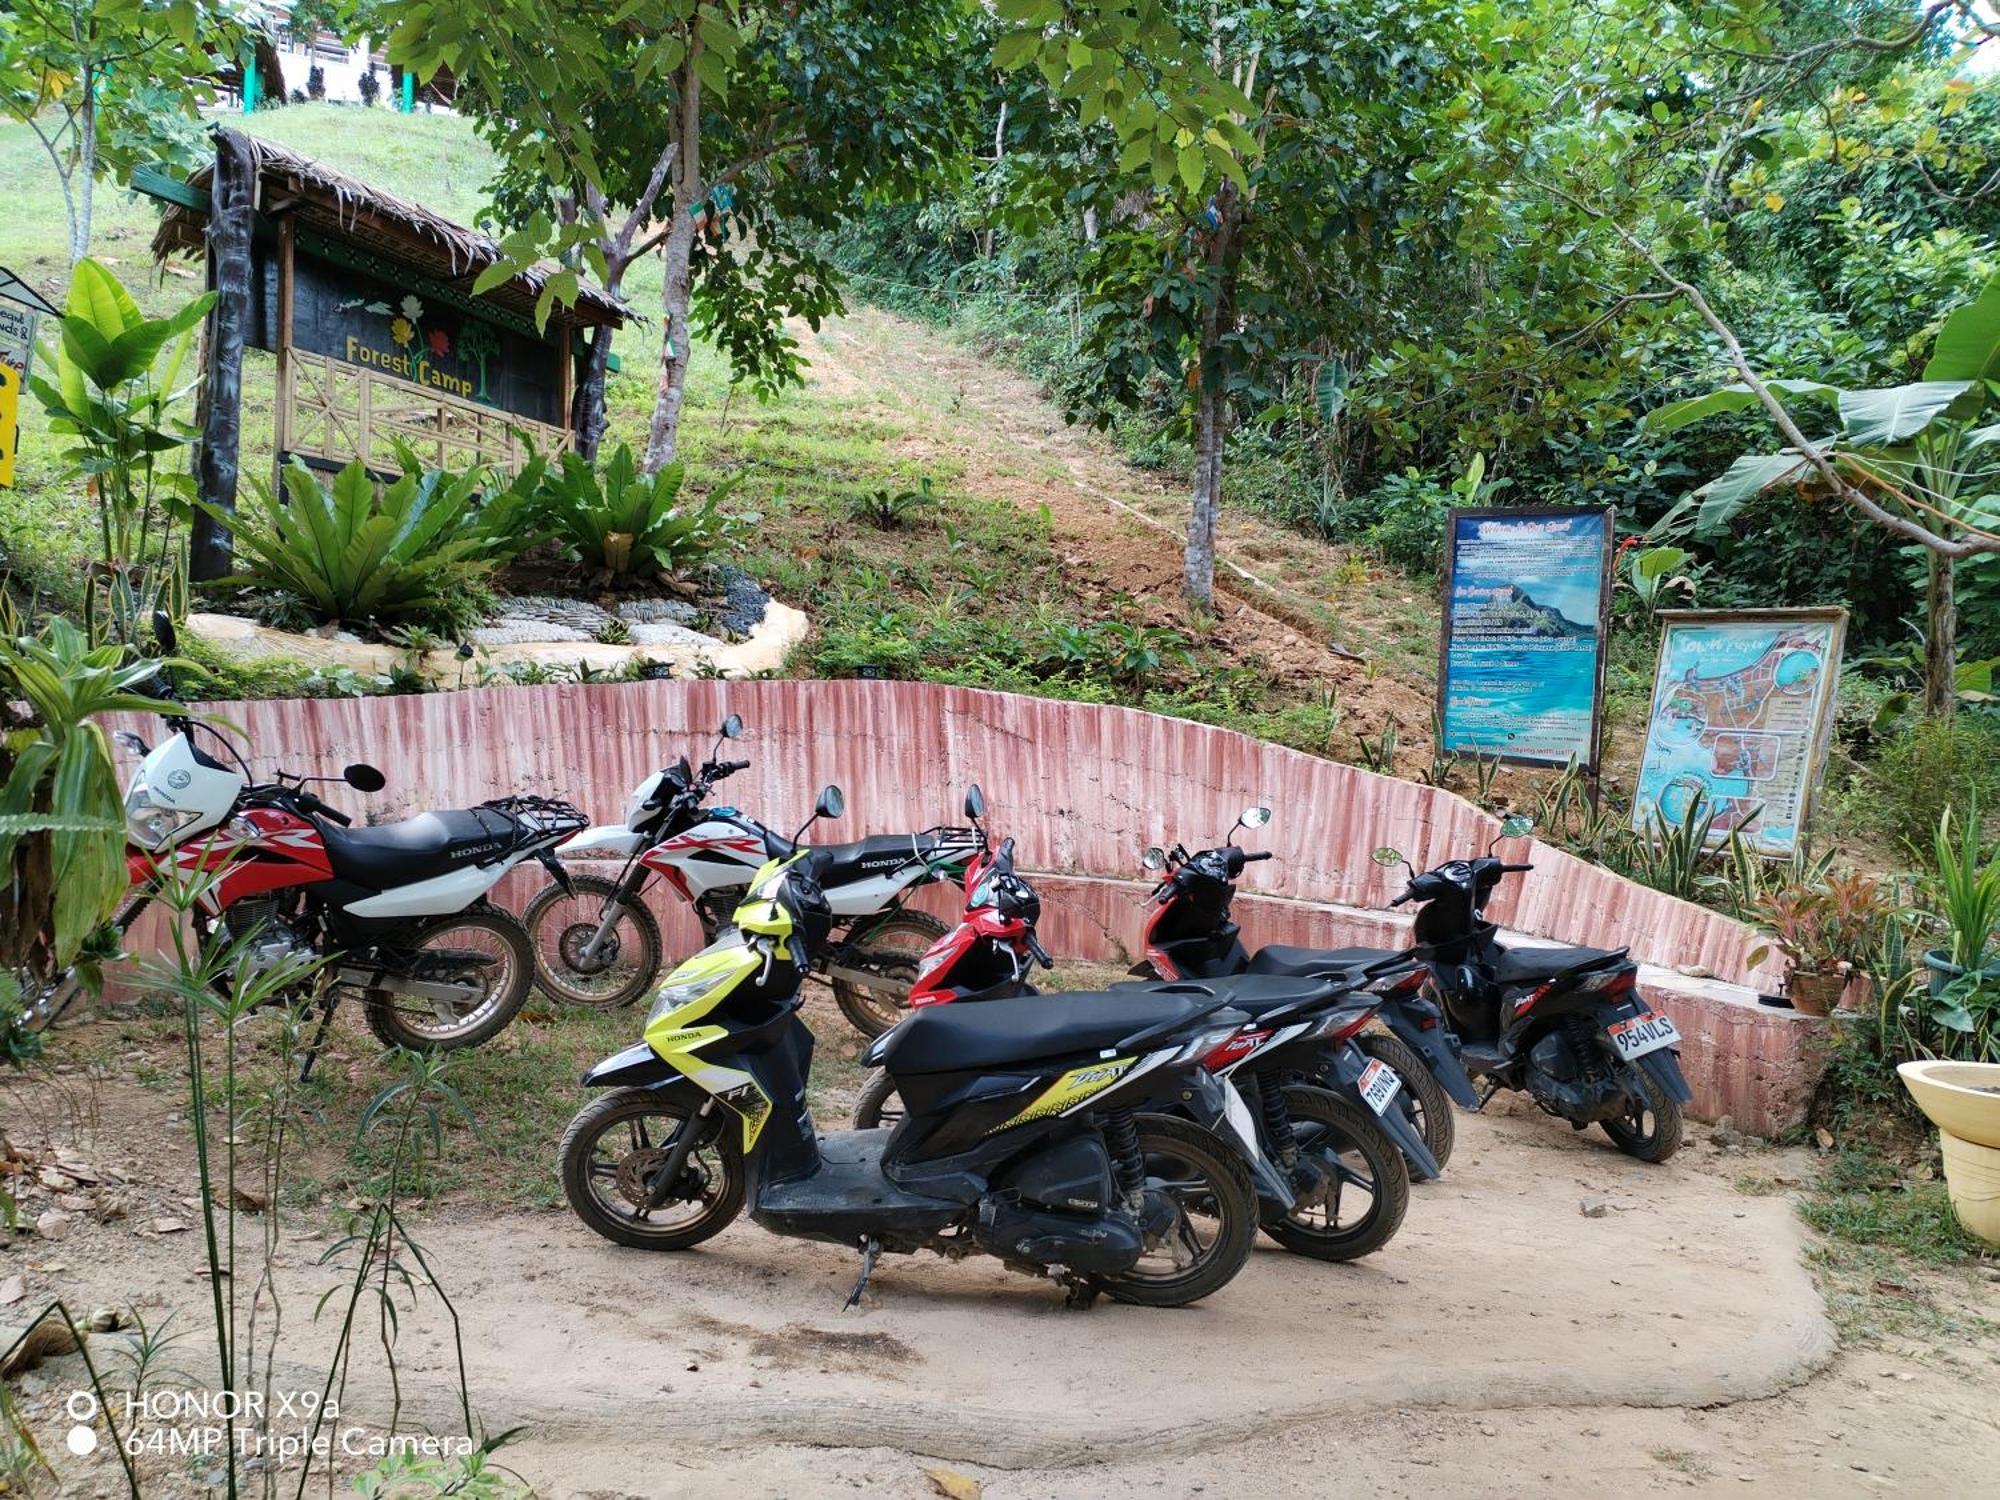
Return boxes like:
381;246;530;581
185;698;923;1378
712;759;750;776
1388;891;1413;907
1025;933;1053;969
1499;862;1535;874
1243;850;1273;863
297;791;351;826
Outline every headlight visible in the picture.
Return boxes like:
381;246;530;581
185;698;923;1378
123;784;201;850
646;975;722;1026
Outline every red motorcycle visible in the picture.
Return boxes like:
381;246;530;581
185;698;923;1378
905;789;1053;1008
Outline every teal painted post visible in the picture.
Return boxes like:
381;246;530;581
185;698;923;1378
243;53;259;113
401;71;414;112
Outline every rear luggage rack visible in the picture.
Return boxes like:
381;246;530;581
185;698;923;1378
481;794;589;840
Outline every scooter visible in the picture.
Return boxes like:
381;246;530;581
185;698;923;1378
851;788;1425;1257
25;612;584;1060
560;785;1269;1309
1134;805;1471;1170
522;715;981;1033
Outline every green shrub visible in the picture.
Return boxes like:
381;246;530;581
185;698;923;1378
844;476;938;530
1324;470;1453;574
209;454;538;633
1866;714;2000;852
1035;619;1193;691
804;619;923;679
536;444;741;578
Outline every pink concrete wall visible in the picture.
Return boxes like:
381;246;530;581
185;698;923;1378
106;679;1824;1132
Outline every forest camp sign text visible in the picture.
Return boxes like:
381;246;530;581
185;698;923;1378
343;326;477;400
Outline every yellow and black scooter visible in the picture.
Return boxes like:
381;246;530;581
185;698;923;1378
559;785;1267;1308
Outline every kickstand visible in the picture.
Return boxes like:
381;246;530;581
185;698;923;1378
1474;1079;1500;1112
297;992;340;1083
843;1236;880;1311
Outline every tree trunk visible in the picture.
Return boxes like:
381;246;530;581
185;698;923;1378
571;327;614;461
70;70;97;265
1923;549;1958;719
1182;179;1241;608
641;48;703;476
189;131;255;583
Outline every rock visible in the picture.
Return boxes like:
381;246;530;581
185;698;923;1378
1580;1197;1609;1218
710;565;770;637
35;1209;70;1241
232;1185;268;1213
88;1306;124;1332
468;620;595;646
1815;1127;1835;1150
0;1274;23;1305
151;1217;189;1234
925;1468;981;1500
617;597;701;627
626;621;719;650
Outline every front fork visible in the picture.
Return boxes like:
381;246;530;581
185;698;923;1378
576;860;655;967
1183;1071;1299;1215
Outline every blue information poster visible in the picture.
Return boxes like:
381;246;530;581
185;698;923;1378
1632;609;1846;857
1438;507;1613;769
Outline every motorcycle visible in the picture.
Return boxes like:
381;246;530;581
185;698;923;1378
24;613;584;1058
522;715;981;1035
560;785;1268;1308
1133;806;1471;1171
1359;821;1693;1162
850;788;1421;1260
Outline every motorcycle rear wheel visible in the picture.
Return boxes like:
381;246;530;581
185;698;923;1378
1263;1084;1410;1261
522;875;664;1008
1095;1114;1258;1307
560;1088;745;1250
1600;1065;1684;1163
1357;1031;1455;1172
361;905;534;1052
831;910;950;1037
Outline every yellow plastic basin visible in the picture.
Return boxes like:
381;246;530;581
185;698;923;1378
1939;1133;2000;1246
1899;1060;2000;1149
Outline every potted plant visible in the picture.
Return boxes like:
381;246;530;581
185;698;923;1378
1922;803;2000;999
1823;870;1893;1012
1750;885;1846;1017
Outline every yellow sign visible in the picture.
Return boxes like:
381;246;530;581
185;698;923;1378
0;360;19;489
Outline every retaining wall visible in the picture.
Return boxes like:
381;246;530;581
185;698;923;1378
106;679;1828;1134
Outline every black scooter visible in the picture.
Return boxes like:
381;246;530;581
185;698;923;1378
1135;807;1471;1171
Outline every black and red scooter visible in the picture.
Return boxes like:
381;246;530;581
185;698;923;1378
1136;809;1693;1164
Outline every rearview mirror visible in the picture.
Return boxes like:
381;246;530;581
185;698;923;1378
720;713;743;740
113;730;152;758
151;609;178;655
1240;805;1271;829
815;785;845;820
344;763;386;793
1141;846;1167;871
1371;846;1406;867
1498;814;1533;840
964;783;986;820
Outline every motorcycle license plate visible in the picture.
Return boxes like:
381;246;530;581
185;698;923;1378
1357;1057;1402;1115
1607;1011;1680;1062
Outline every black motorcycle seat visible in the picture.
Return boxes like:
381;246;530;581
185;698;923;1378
1114;973;1341;1020
321;808;520;887
810;833;947;890
1248;943;1397;978
1488;943;1628;986
881;990;1213;1075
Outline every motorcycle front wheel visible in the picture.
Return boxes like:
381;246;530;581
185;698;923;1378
830;910;949;1037
522;875;664;1008
852;1068;902;1130
362;905;534;1052
560;1087;745;1250
1600;1065;1684;1163
1095;1114;1258;1307
1263;1084;1410;1261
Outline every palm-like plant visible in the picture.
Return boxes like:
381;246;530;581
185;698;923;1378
1;616;180;979
1647;271;2000;717
208;452;544;630
536;443;741;579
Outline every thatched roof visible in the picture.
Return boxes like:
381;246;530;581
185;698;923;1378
152;129;626;330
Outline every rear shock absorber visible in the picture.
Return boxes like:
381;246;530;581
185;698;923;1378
1256;1073;1298;1167
1103;1107;1145;1200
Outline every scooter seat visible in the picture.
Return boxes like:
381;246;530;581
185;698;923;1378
880;990;1212;1075
1116;973;1341;1020
321;808;520;888
1488;943;1627;986
1248;943;1397;978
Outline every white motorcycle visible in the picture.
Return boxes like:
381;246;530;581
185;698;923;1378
522;715;983;1035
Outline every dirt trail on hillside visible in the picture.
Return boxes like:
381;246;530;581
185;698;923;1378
9;1071;1996;1498
797;310;1438;765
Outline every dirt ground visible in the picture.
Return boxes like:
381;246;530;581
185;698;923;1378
6;1059;1998;1499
